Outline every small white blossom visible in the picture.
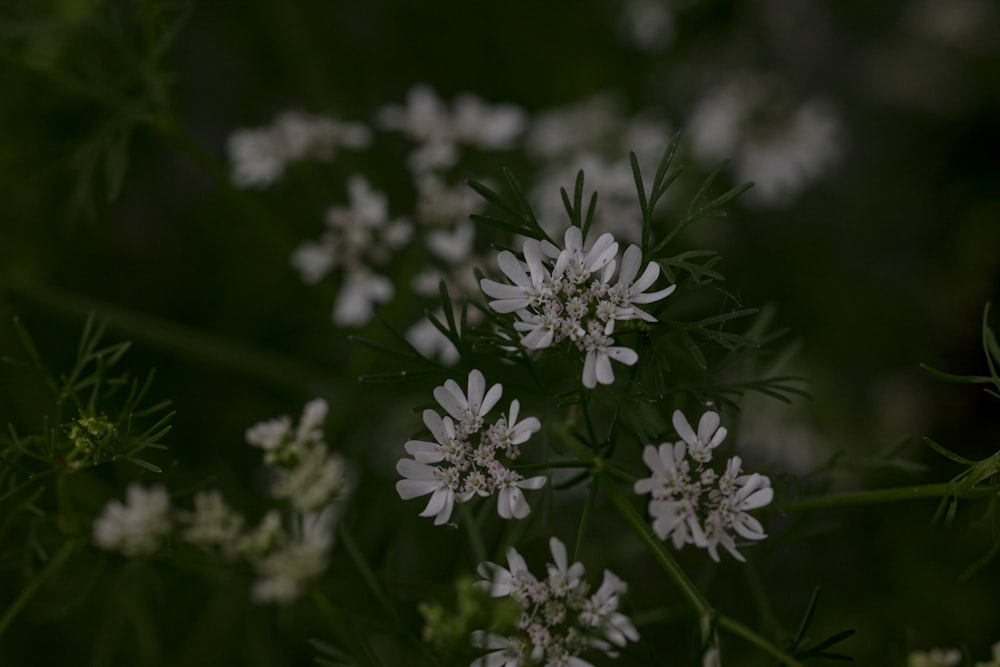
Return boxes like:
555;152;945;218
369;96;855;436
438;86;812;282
227;111;371;189
635;410;773;562
482;226;674;389
378;84;526;173
93;484;172;557
474;537;638;666
908;648;963;667
251;509;334;604
181;490;245;555
673;410;728;463
396;370;546;524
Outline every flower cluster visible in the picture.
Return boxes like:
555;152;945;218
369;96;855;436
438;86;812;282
227;110;372;189
93;399;348;604
634;409;774;562
908;643;1000;667
290;175;414;326
396;369;546;525
93;483;172;556
377;84;527;174
481;226;675;388
473;537;639;667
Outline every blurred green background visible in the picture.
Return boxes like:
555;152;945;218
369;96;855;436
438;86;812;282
1;0;999;665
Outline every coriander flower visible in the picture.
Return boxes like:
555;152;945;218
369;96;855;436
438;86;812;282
396;370;546;524
93;484;172;557
673;409;727;463
474;537;638;666
180;490;245;556
635;409;774;562
481;225;674;389
251;508;335;604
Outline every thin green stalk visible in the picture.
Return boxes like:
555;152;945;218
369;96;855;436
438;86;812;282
310;590;382;667
0;538;79;640
596;471;711;617
573;481;599;562
337;526;401;626
717;615;806;666
779;483;994;513
578;388;600;451
2;278;339;394
457;502;487;565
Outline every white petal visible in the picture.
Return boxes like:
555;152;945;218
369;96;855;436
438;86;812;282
618;245;641;285
672;410;697;446
697;411;721;443
497;250;530;287
433;385;466;420
480;382;503;416
605;346;638;366
396;478;437;500
466;370;486;412
595;352;615;385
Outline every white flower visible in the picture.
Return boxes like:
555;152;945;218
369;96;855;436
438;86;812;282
181;490;245;555
908;648;963;667
333;268;394;326
398;371;546;523
433;369;503;433
377;84;525;173
405;315;461;366
473;537;638;665
495;471;547;520
480;240;551;314
251;508;334;604
271;446;347;512
673;409;727;463
482;226;670;389
470;632;529;667
582;330;639;389
609;245;676;322
396;458;459;525
636;410;773;561
226;111;371;189
93;484;172;557
548;227;618;284
245;416;292;453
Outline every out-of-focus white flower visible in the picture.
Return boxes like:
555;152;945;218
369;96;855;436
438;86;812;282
290;175;412;327
908;648;963;667
635;410;774;562
616;0;675;52
687;76;843;206
405;315;461;366
93;484;172;556
378;84;526;173
396;370;545;524
271;445;348;512
227;111;372;189
180;490;245;555
332;268;395;326
474;537;638;665
251;508;335;604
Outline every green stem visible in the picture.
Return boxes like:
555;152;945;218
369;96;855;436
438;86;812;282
457;502;487;565
778;483;994;514
0;538;79;640
573;481;599;562
337;526;401;626
310;591;382;667
717;615;806;667
596;471;711;617
2;277;339;394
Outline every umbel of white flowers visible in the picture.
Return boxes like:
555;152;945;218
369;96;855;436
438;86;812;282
480;226;675;388
634;409;774;562
396;369;546;525
93;399;349;605
473;536;639;667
